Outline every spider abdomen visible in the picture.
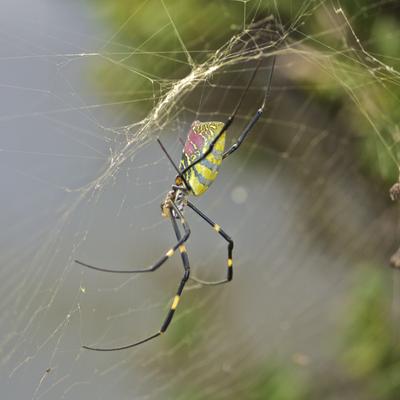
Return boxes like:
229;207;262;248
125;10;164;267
180;121;226;196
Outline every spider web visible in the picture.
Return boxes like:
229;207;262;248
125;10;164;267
1;0;400;399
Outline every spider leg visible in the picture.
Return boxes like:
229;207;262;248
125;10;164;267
157;138;192;191
223;55;276;159
180;55;276;176
179;59;261;176
186;201;233;286
75;203;190;274
82;210;191;351
159;215;190;332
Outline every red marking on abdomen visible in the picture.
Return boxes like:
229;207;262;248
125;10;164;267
184;128;204;156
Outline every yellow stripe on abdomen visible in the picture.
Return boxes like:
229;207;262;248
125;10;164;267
188;133;225;196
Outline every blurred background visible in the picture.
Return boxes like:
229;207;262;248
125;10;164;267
1;0;400;399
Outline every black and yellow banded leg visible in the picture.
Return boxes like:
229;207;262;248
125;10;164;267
81;205;191;352
187;201;233;286
160;216;190;333
75;203;190;275
179;56;276;179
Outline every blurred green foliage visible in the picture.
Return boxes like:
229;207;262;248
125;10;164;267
341;267;400;399
249;364;309;400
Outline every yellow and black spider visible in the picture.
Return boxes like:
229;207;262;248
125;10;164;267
76;55;276;351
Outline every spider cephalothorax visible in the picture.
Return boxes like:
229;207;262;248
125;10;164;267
161;185;188;218
75;55;276;352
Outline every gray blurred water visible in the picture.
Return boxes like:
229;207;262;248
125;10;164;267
0;1;114;398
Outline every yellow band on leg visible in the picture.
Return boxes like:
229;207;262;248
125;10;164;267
214;224;221;232
171;295;180;310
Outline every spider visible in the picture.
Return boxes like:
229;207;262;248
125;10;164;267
75;55;276;351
